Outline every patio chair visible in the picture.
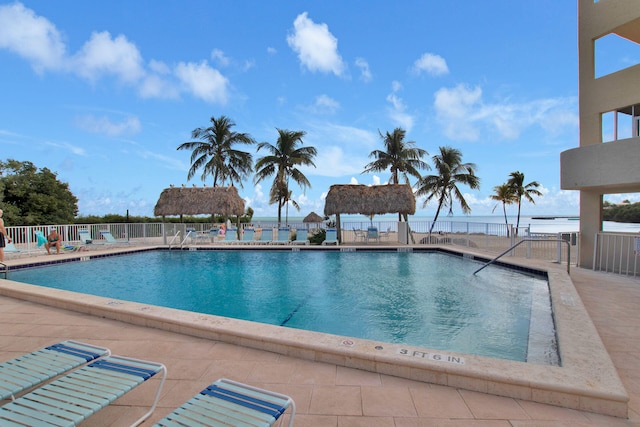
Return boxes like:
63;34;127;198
366;226;379;243
239;228;255;244
0;340;110;401
100;230;130;244
291;228;309;245
275;227;291;244
185;228;198;243
322;228;339;245
208;228;220;243
223;228;239;244
77;229;93;244
257;228;273;245
4;241;21;254
379;227;391;241
353;228;366;243
0;354;166;427
152;378;295;427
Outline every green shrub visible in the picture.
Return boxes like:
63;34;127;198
309;229;326;245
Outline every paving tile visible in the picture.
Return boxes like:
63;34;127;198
336;365;382;386
361;386;417;417
459;389;530;420
309;385;363;416
409;384;473;419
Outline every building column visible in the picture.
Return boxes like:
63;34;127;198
578;190;602;269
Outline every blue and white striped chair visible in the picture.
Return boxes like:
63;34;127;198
0;340;110;401
0;354;166;427
153;378;295;427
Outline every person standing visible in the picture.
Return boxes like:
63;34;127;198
0;209;11;262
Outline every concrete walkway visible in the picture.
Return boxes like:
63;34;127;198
0;253;638;426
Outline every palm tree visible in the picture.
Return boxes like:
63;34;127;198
363;127;428;184
490;183;516;237
254;129;317;225
415;146;480;233
507;171;543;235
177;115;255;187
362;127;429;220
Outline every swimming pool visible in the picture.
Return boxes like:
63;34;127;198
10;249;557;363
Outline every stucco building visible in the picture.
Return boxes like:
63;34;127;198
560;0;640;268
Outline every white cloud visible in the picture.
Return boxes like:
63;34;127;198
350;177;359;184
44;141;87;156
433;84;578;141
148;59;170;74
267;47;277;55
210;48;230;67
313;145;363;177
355;57;372;82
308;94;340;114
0;2;66;72
75;114;142;137
138;150;186;171
287;12;345;76
386;81;414;131
175;61;229;104
0;4;234;104
138;74;180;99
73;31;145;83
412;53;449;76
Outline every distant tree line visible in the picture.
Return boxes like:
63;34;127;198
0;159;254;227
603;201;640;223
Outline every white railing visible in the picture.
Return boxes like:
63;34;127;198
4;223;165;253
593;232;640;276
3;220;580;267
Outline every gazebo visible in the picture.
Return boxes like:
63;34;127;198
323;184;416;243
302;211;324;228
154;185;245;220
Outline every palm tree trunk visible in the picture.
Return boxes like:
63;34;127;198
502;203;510;237
428;197;446;234
515;200;522;236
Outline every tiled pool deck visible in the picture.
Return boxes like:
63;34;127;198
0;245;639;426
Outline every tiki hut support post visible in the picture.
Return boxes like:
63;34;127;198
323;184;416;244
335;214;342;243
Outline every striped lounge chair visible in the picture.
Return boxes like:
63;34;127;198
0;354;166;427
153;378;295;427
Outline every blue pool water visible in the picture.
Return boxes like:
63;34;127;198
10;250;556;362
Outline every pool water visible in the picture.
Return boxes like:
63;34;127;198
10;250;556;363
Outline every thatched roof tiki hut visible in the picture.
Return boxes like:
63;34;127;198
154;186;245;220
323;184;416;243
303;211;324;228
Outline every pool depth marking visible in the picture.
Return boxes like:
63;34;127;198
397;348;465;365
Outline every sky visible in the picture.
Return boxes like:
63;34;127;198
0;1;638;219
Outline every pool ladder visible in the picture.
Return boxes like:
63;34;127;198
167;231;182;250
473;239;571;275
0;261;7;279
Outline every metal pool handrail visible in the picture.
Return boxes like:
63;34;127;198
473;239;571;275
